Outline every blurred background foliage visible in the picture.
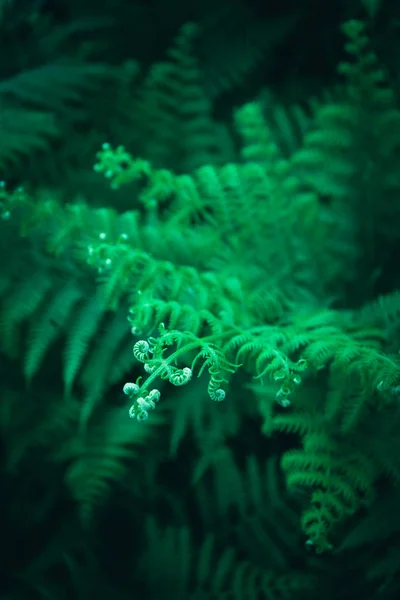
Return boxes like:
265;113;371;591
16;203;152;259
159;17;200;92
1;0;400;598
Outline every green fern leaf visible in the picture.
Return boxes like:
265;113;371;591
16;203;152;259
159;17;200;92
63;291;106;396
24;281;82;382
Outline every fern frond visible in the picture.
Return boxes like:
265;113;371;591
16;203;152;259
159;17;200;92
199;5;299;99
0;104;59;172
0;269;52;357
281;433;377;552
359;290;400;331
140;517;312;599
78;309;131;425
0;63;109;116
24;281;82;382
292;19;400;295
127;22;225;172
56;405;165;526
194;451;304;570
0;386;81;471
63;290;106;396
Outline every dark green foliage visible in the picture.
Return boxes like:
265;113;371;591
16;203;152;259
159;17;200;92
0;3;119;189
2;3;400;600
